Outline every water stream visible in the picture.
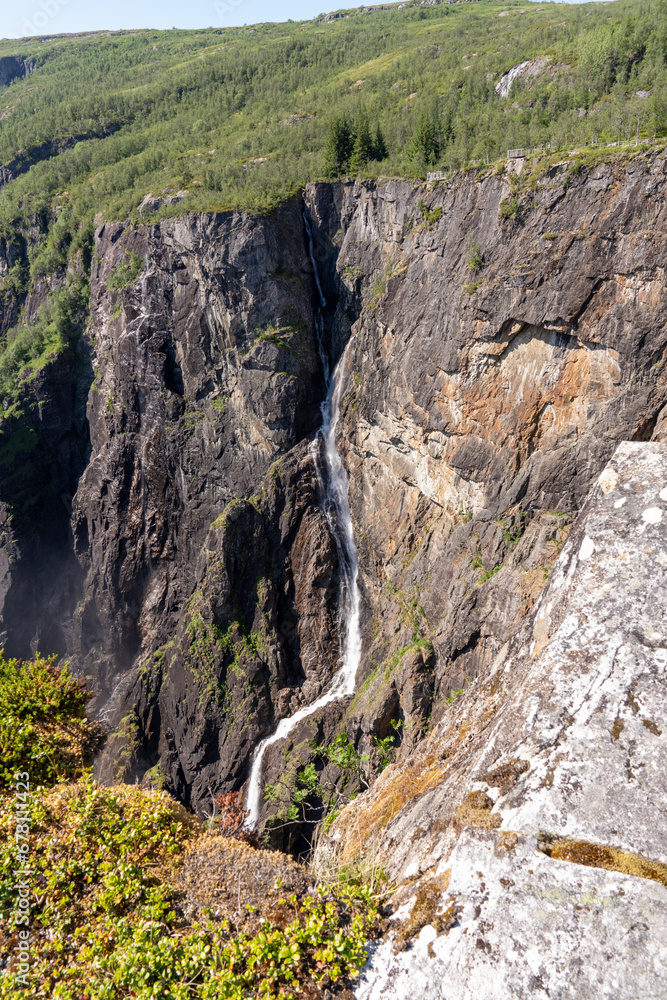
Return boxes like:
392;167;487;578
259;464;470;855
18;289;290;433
244;215;362;828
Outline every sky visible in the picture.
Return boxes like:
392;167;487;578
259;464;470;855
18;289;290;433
5;0;328;39
5;0;592;40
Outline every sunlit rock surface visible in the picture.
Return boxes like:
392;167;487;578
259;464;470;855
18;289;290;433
336;442;667;998
1;156;667;828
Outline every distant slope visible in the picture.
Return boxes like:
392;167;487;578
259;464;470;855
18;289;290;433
0;0;665;233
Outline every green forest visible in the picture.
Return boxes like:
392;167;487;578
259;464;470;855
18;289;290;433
0;0;666;350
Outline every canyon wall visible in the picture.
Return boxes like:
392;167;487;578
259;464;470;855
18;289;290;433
0;152;666;830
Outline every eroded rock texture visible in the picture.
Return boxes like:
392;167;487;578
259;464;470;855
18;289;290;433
334;441;667;997
0;154;666;827
303;154;667;773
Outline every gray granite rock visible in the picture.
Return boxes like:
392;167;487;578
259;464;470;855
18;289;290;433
345;442;667;998
357;827;667;1000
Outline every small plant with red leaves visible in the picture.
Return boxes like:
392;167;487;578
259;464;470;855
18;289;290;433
213;790;258;847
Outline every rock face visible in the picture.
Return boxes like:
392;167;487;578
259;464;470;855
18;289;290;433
358;828;667;1000
329;441;667;998
303;153;667;778
0;153;666;829
0;56;32;89
70;205;350;802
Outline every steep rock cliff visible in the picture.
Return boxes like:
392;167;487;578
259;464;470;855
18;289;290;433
303;153;667;772
0;152;666;829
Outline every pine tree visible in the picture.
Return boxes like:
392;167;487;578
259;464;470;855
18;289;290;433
349;113;374;173
323;116;353;177
373;124;388;162
407;107;440;168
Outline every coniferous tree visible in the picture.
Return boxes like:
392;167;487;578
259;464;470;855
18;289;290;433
324;116;353;176
350;113;374;172
373;124;388;162
408;106;440;168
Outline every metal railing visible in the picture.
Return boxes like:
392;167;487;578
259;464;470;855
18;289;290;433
507;145;549;158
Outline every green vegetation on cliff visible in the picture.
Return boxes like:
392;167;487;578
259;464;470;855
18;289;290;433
0;0;666;387
0;0;666;236
0;274;88;407
0;654;384;998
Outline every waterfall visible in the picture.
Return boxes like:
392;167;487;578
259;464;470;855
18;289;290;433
244;214;362;829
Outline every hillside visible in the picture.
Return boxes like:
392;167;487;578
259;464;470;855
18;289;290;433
0;0;666;227
0;3;667;997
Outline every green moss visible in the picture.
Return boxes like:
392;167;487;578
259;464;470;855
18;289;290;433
383;580;429;640
143;762;166;790
211;497;255;530
111;710;142;781
217;620;267;679
256;325;294;351
382;637;433;681
349;635;433;717
208;395;227;416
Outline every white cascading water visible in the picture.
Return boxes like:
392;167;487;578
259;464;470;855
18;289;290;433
244;215;362;828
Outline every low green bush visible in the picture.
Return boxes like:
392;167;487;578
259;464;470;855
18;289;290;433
0;652;94;790
0;779;382;999
107;251;144;290
465;237;484;271
499;195;519;219
0;654;385;998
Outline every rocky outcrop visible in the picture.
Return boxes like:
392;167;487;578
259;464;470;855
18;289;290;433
0;56;32;89
326;441;667;998
0;152;666;832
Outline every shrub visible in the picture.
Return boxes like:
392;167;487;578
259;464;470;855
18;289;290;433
499;195;519;218
465;236;484;271
107;251;145;290
0;779;383;999
0;652;101;790
212;790;258;846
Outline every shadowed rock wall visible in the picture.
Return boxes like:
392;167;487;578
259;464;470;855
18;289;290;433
0;155;666;824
